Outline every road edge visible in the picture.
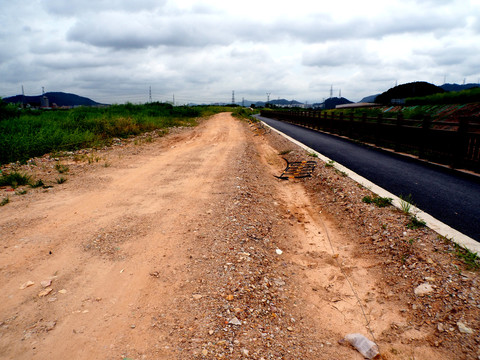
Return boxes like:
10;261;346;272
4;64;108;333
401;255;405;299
261;120;480;255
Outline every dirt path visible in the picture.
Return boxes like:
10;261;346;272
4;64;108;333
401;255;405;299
1;113;479;359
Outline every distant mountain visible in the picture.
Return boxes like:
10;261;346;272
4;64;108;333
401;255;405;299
313;97;353;110
375;82;444;104
359;94;379;103
270;98;303;106
3;91;105;107
440;83;479;92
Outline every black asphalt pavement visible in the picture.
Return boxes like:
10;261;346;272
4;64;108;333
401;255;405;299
255;114;480;242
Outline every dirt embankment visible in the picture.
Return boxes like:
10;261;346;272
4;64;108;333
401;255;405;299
1;112;479;359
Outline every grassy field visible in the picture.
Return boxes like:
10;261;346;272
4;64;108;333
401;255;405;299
0;102;253;165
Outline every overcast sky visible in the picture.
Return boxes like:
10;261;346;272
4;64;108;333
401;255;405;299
1;0;480;104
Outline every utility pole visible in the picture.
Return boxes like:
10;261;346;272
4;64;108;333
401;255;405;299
330;85;333;98
242;97;245;107
149;86;152;103
266;92;271;103
232;90;235;104
42;87;45;95
173;94;175;106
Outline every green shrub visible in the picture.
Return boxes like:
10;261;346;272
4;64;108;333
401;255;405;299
0;171;31;188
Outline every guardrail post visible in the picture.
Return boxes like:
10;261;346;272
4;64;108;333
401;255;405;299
329;112;335;132
419;115;431;159
349;112;354;138
453;116;469;168
376;113;383;146
338;112;344;135
395;113;403;152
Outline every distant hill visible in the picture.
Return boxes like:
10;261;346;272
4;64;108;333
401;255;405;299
270;98;303;106
375;82;444;104
359;94;379;103
3;91;104;107
313;97;353;110
440;83;479;92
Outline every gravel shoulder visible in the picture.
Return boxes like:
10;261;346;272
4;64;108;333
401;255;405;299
0;112;479;359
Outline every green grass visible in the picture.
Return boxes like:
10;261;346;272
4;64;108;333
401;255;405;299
325;160;335;167
0;101;227;165
452;242;480;270
308;152;318;158
399;194;413;214
362;195;393;208
56;177;67;184
0;196;9;206
406;87;480;105
0;171;32;188
406;215;426;229
55;164;69;174
30;179;44;188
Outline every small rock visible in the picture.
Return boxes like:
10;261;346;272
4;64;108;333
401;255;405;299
242;349;249;356
275;249;283;255
130;324;136;329
287;326;294;332
40;280;52;288
19;281;35;290
38;288;53;297
202;349;208;356
192;294;203;300
437;323;445;332
228;317;242;326
414;283;434;296
45;321;56;331
457;321;474;334
226;294;234;301
58;289;67;294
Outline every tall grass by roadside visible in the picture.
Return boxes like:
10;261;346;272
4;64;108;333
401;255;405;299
0;102;227;164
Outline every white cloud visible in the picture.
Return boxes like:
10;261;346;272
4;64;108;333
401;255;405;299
1;0;479;103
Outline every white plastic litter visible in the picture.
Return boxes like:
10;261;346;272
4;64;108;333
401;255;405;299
344;333;379;359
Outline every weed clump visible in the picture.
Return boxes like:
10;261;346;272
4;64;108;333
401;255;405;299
0;171;31;188
406;215;426;229
362;195;393;208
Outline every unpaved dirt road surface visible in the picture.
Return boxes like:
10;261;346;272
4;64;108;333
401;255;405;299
1;113;479;359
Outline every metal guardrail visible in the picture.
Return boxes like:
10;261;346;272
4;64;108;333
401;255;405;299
261;110;480;173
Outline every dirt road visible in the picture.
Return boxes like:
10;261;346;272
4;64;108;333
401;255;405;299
1;113;479;359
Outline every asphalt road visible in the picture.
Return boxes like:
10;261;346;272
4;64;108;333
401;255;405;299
255;114;480;242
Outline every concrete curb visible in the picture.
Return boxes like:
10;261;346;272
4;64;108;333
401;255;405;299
262;121;480;255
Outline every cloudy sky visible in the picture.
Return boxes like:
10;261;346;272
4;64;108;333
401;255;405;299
1;0;480;104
